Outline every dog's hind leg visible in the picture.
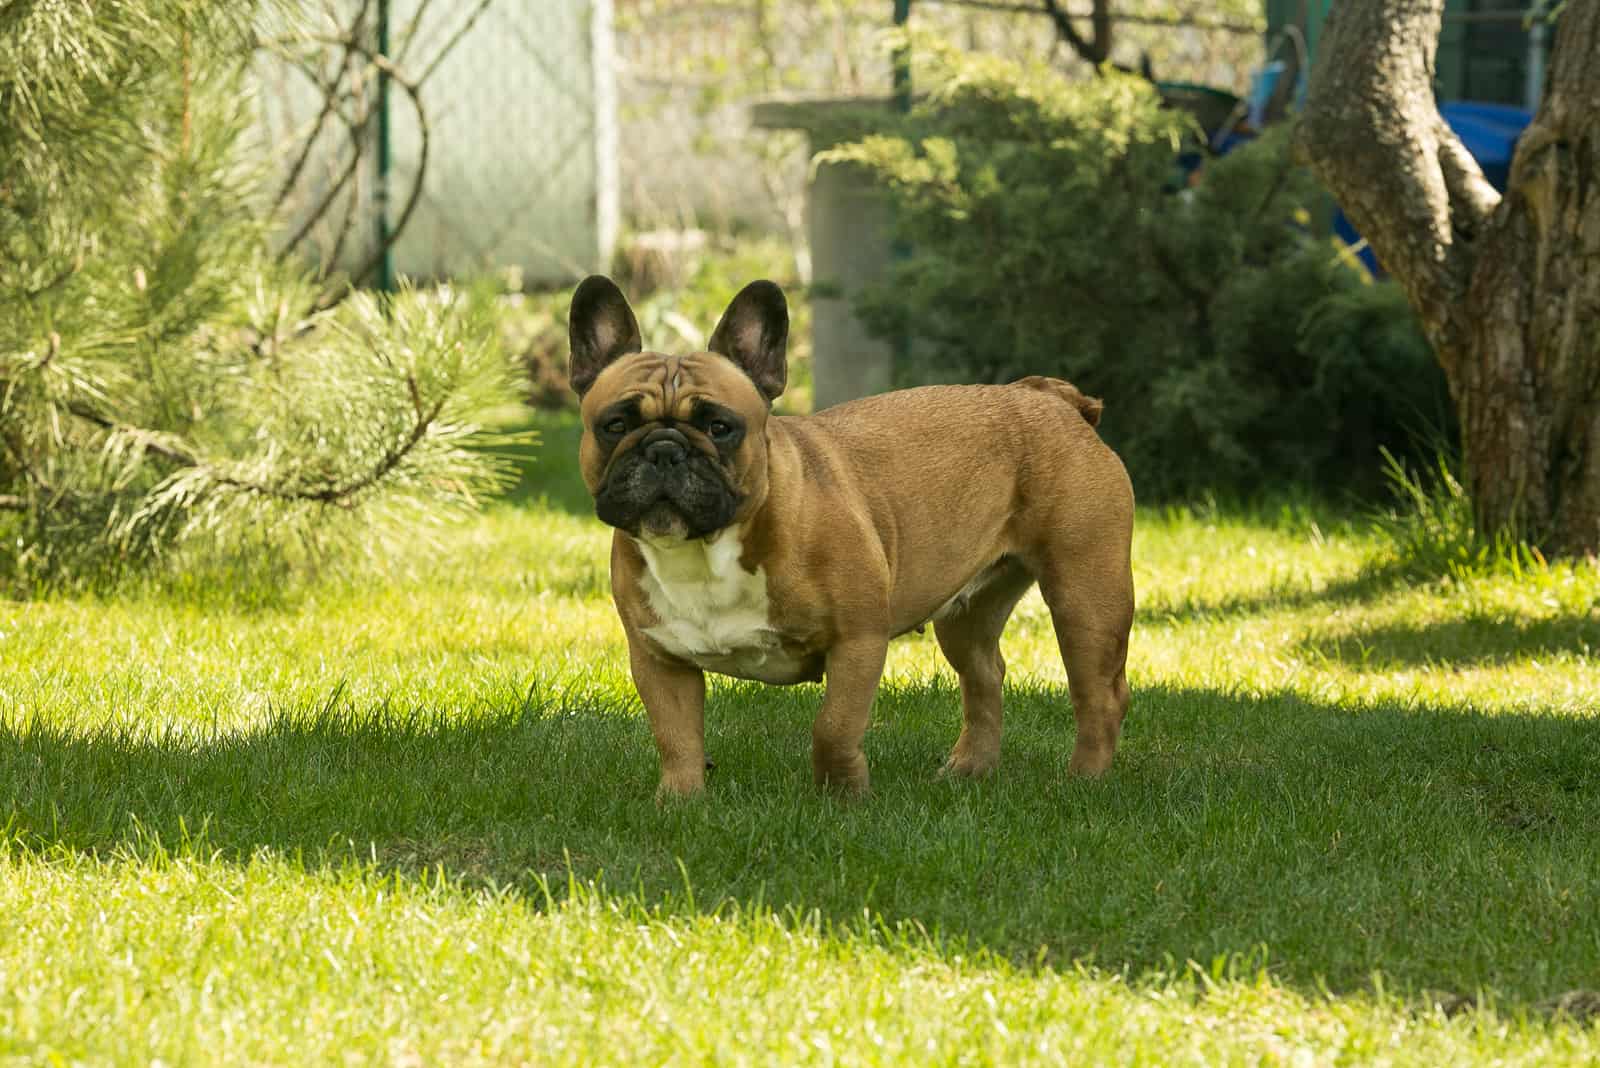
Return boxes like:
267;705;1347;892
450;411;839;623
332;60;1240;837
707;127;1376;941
1037;542;1134;777
933;559;1035;778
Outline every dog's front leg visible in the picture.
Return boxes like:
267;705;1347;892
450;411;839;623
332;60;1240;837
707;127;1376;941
812;635;889;795
627;634;708;800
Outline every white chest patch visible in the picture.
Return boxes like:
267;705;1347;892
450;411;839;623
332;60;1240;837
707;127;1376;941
634;527;807;684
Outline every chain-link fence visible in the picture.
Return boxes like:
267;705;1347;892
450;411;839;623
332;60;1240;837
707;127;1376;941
254;2;1271;287
613;0;1265;235
255;0;617;289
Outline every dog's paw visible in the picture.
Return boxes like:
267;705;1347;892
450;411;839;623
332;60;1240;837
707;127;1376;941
654;767;707;804
823;778;872;803
938;733;1000;779
811;741;870;796
938;751;999;780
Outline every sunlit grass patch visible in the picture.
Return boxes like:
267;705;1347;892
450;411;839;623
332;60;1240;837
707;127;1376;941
3;427;1599;1063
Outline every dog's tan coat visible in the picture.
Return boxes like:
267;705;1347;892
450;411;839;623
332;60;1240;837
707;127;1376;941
572;280;1135;798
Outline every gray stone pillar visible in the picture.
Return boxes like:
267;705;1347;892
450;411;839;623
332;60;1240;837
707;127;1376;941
807;159;895;411
751;99;899;412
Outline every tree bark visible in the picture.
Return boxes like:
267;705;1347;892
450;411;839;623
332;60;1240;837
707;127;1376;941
1296;0;1600;556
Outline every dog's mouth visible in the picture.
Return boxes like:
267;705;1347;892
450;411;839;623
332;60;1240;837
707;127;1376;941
636;501;692;539
594;445;740;539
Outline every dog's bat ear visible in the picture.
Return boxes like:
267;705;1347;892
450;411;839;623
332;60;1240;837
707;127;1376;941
707;280;787;403
568;275;643;397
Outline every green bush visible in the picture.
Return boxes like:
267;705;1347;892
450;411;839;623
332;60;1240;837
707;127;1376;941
824;41;1452;500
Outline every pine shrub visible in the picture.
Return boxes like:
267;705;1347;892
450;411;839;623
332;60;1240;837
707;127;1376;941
0;1;516;590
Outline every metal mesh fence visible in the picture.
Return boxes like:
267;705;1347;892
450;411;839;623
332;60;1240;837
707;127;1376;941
255;0;616;287
612;1;1265;233
254;2;1268;284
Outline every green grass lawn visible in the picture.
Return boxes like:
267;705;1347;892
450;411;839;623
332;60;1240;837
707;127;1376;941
4;410;1599;1064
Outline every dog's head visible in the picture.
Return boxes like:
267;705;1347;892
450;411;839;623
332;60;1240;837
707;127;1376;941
568;275;788;541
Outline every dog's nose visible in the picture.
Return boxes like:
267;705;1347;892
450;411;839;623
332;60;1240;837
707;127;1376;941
645;437;687;466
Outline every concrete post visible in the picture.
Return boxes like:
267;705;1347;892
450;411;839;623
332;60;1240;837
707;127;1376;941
751;99;899;412
808;159;895;410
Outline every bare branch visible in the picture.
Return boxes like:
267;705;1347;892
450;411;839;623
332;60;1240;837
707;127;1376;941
316;122;369;278
331;51;430;297
270;0;374;214
415;0;496;85
270;87;366;255
394;0;440;64
263;0;476;290
1039;0;1111;66
1088;0;1110;62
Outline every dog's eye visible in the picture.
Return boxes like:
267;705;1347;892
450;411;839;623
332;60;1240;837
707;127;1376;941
602;418;627;436
708;420;734;439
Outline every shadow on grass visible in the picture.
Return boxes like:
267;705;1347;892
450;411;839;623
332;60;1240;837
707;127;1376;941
1300;613;1600;669
1135;561;1409;626
5;677;1599;1006
492;407;592;515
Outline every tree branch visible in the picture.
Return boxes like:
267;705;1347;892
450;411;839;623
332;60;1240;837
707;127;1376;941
67;378;452;512
337;52;429;297
1039;0;1111;66
66;401;202;468
263;0;473;298
263;33;432;305
271;0;373;215
1294;0;1491;372
1438;126;1500;235
212;380;447;506
0;495;25;512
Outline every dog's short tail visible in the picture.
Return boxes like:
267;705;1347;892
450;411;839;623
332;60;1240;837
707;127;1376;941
1014;375;1103;428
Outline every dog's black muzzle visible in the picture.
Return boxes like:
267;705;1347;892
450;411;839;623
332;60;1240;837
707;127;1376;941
594;429;740;538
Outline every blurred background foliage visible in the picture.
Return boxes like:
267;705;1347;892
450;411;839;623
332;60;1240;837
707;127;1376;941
822;41;1450;500
1;0;1456;590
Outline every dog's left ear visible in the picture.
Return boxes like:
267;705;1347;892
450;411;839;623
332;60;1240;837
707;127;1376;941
708;280;787;403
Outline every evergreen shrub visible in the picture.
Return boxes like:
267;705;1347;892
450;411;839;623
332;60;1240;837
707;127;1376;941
0;2;516;590
824;41;1452;500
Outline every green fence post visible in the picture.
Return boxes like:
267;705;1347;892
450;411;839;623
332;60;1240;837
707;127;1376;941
890;0;911;373
375;0;395;293
893;0;912;113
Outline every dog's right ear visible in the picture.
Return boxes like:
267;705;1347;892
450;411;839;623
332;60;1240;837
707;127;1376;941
568;275;643;397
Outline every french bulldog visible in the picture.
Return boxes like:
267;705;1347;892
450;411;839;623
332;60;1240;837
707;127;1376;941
568;275;1134;798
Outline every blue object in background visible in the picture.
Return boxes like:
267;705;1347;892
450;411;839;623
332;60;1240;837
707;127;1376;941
1247;61;1288;129
1243;60;1307;131
1330;101;1533;276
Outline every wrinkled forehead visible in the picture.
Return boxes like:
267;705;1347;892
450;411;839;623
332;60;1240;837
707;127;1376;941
585;351;764;419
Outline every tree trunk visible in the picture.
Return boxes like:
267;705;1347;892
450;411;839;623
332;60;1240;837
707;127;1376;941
1297;0;1600;556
